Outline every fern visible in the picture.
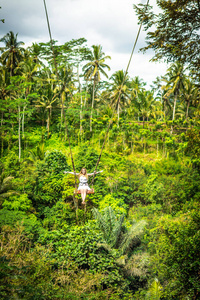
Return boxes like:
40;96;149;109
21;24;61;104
146;278;163;300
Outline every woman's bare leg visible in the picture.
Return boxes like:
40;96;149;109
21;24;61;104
81;189;87;204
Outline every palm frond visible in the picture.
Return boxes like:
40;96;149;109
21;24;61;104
120;220;147;255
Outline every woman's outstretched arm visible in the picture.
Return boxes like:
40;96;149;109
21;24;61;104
63;171;79;175
87;170;103;176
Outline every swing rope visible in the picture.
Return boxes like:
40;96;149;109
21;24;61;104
43;0;79;215
43;0;150;195
90;0;150;187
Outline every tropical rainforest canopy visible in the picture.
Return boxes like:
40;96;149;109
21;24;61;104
0;1;200;299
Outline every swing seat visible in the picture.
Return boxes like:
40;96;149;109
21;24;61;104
74;189;94;194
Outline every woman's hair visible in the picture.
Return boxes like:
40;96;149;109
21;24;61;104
78;168;88;179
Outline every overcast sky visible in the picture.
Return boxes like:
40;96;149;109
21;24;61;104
0;0;168;87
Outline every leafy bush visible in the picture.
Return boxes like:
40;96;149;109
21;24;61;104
99;194;128;215
43;200;75;229
149;210;200;299
44;150;68;174
2;193;32;211
0;209;43;241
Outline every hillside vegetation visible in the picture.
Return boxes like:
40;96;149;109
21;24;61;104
0;3;200;296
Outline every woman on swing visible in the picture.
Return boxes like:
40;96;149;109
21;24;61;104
64;168;103;205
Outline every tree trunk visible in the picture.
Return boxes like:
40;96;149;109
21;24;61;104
1;112;3;126
80;92;83;135
171;93;177;134
18;106;21;162
1;133;3;157
61;91;65;128
22;104;26;139
172;94;177;121
90;79;95;132
47;109;50;138
186;100;190;121
117;102;120;127
143;116;145;129
77;65;83;135
157;137;159;157
84;81;88;107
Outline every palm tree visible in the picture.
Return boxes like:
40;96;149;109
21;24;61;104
83;45;111;131
0;31;25;76
0;67;10;126
136;90;155;128
131;76;146;99
92;206;146;255
162;62;186;131
27;42;44;66
16;58;40;137
130;76;146;121
110;70;131;127
57;65;74;128
183;78;199;120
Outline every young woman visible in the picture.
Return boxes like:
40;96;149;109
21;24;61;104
64;168;103;204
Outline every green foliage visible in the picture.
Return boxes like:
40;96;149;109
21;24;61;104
74;145;101;172
0;209;42;240
185;128;200;169
44;149;68;174
146;278;163;300
43;200;75;229
0;32;200;299
2;193;32;211
134;0;200;77
93;207;146;256
149;210;200;299
38;223;129;291
92;206;125;248
99;194;128;215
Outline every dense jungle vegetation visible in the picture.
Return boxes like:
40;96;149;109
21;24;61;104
0;1;200;299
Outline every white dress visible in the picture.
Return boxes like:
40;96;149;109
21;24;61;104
77;175;91;191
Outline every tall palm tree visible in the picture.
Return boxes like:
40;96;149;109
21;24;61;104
136;90;155;128
57;65;74;128
110;70;131;127
183;78;199;120
27;42;44;66
83;45;111;131
162;62;186;125
130;76;146;121
131;76;146;99
0;67;10;126
34;69;59;137
0;31;25;76
16;58;40;137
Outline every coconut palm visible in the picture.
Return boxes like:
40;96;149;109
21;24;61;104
0;67;10;126
110;70;131;127
27;42;44;66
92;206;146;255
183;78;199;120
83;45;111;131
57;65;74;127
162;62;186;123
0;31;25;76
136;90;155;128
131;76;146;99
